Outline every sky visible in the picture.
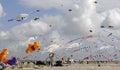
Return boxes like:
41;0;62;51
0;0;120;61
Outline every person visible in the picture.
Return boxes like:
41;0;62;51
46;52;55;67
49;53;54;66
66;55;74;64
61;57;64;63
0;62;6;70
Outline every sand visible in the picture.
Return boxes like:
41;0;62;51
4;62;120;70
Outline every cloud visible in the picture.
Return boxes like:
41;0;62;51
96;0;120;13
0;3;5;17
0;3;6;28
101;8;120;30
19;0;74;10
20;0;98;36
0;20;50;57
1;0;120;60
0;13;65;59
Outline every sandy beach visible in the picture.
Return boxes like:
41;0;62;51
4;62;120;70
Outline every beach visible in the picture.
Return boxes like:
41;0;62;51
4;61;120;70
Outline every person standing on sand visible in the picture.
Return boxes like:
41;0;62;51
46;52;55;67
0;62;6;70
61;57;64;63
49;53;54;66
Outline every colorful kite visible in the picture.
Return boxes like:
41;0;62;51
4;56;17;65
25;41;41;53
0;48;9;62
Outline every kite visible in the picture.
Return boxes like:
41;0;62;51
25;41;41;53
49;25;52;27
67;38;81;43
89;30;92;32
23;55;29;59
30;10;40;14
67;35;93;44
85;35;93;39
108;25;114;28
107;33;112;37
94;1;98;4
7;13;29;22
16;13;29;21
101;25;105;28
4;56;17;65
33;17;40;22
35;10;40;12
68;9;72;12
100;25;114;29
0;48;9;62
83;57;89;60
34;17;40;21
8;19;14;22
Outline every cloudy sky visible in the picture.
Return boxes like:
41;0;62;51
0;0;120;61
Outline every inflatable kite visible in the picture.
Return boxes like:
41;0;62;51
4;56;17;65
0;48;8;62
25;41;41;53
